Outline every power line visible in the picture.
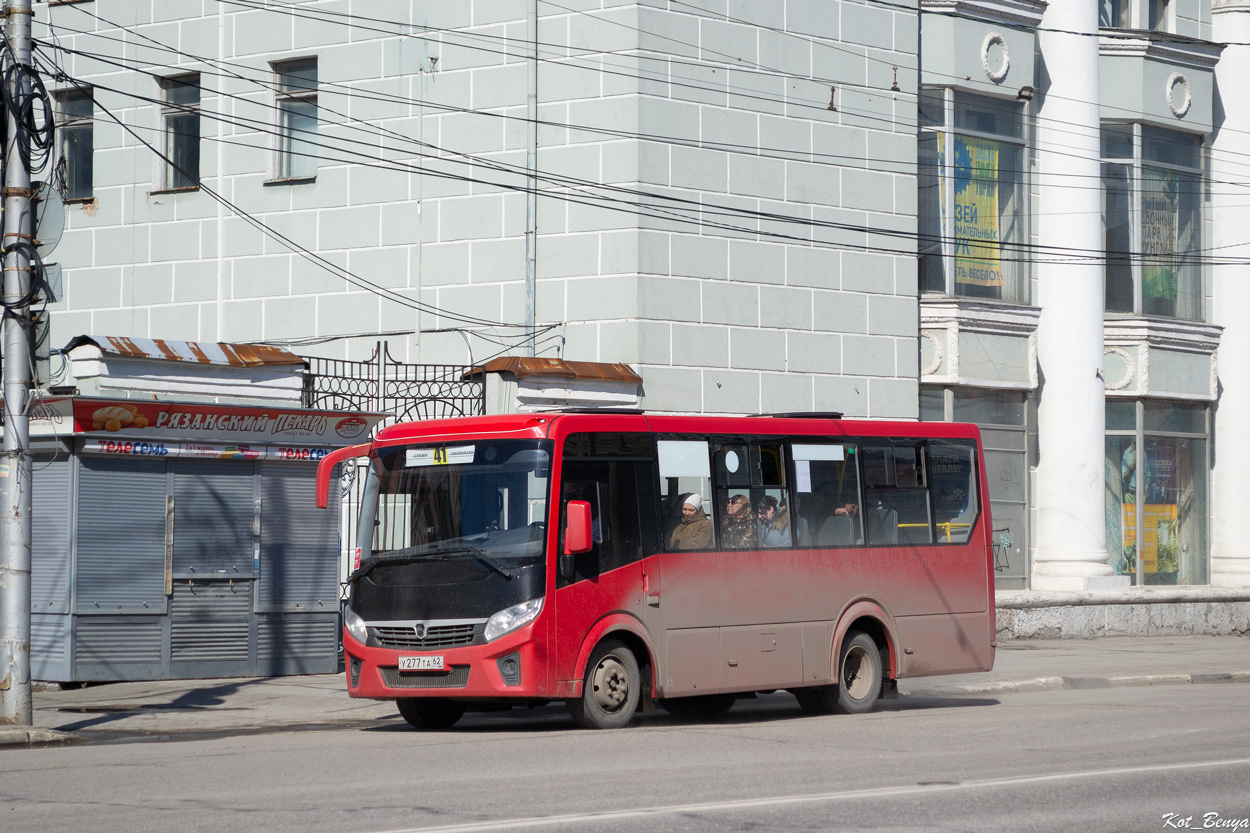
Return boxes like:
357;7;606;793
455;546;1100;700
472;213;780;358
44;1;1250;182
38;39;1250;266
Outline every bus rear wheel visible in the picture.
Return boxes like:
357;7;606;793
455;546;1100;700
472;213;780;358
567;638;640;729
397;697;466;729
835;631;882;714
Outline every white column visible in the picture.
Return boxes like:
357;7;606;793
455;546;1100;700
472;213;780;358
1210;0;1250;588
1031;0;1127;590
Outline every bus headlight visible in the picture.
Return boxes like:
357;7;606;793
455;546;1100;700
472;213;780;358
343;606;368;645
483;597;543;642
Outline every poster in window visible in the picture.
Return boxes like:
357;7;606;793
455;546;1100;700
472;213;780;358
939;133;1004;288
1142;167;1179;303
1137;503;1178;575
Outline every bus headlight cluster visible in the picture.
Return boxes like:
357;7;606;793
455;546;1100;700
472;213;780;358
484;597;543;642
343;606;368;645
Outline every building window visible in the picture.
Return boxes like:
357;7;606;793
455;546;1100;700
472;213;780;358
160;75;200;190
1148;0;1170;31
56;89;93;201
921;386;1029;587
1099;0;1132;27
273;58;317;181
1102;124;1203;320
919;89;1028;304
1106;400;1208;585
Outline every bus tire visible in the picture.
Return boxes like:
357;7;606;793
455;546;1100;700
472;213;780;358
835;630;882;715
397;697;466;729
567;638;640;729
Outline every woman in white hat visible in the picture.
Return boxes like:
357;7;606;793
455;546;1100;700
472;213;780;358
668;493;713;550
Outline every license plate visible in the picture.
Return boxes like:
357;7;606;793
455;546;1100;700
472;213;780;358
398;655;444;671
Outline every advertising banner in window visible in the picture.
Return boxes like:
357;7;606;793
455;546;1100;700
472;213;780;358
1122;503;1179;576
939;133;1004;289
1142;167;1179;304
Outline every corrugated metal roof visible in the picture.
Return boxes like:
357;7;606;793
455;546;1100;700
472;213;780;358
65;336;306;368
465;357;643;384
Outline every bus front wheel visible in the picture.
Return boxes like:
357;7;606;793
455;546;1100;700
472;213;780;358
835;631;882;714
397;697;466;729
568;638;640;729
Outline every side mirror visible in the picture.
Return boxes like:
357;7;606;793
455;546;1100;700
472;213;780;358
315;443;371;508
563;500;593;556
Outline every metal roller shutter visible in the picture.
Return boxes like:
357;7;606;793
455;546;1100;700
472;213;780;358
173;460;257;575
76;457;168;612
257;462;339;610
31;457;71;614
171;580;251;662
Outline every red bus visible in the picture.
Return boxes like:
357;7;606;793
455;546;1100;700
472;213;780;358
316;411;995;730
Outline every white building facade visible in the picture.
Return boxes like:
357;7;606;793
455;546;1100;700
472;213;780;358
29;0;1250;595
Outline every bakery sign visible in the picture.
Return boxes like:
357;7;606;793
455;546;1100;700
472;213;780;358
11;397;383;445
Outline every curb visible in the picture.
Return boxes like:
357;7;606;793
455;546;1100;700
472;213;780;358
900;670;1250;697
0;727;77;748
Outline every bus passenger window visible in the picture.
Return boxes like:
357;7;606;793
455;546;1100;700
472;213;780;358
792;443;862;548
657;439;714;551
713;443;753;550
862;444;933;545
929;442;980;543
755;489;792;547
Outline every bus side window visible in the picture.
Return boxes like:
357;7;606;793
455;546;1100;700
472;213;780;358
558;432;655;586
928;441;980;544
657;439;714;551
713;443;754;550
559;460;648;585
792;443;863;548
862;443;933;545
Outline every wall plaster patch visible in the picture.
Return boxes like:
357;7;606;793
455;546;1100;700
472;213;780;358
982;32;1010;83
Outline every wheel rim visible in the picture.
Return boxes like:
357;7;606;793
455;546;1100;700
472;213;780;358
591;654;630;713
843;645;873;702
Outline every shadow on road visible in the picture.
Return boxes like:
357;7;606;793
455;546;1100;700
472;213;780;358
51;679;267;733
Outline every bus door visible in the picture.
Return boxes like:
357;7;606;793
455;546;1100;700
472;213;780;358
554;434;659;689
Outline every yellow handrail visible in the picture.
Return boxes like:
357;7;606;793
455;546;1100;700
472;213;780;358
896;521;972;542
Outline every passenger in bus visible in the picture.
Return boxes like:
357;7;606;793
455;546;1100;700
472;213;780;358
721;494;755;549
668;493;713;550
756;495;792;547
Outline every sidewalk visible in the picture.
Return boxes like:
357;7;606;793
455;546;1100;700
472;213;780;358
2;635;1247;747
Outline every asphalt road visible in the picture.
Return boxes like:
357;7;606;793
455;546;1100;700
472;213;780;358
4;684;1249;833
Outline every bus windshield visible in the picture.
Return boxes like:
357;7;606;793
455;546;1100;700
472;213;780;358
358;439;552;572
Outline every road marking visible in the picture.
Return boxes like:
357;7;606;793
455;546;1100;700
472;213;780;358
371;756;1250;833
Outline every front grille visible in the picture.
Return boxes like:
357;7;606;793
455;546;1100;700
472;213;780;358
381;665;471;689
372;623;479;649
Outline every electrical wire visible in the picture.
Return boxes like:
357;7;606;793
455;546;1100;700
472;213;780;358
42;5;1250;183
30;9;1250;274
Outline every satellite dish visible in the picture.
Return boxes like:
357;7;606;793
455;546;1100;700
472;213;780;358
32;180;66;258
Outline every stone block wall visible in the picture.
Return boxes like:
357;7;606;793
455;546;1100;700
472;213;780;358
37;1;921;416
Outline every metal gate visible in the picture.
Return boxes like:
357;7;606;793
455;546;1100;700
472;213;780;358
301;341;487;592
301;341;485;427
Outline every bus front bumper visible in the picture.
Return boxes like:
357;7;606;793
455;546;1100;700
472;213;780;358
343;627;547;700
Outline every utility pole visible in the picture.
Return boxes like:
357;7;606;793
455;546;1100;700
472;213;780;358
0;0;35;726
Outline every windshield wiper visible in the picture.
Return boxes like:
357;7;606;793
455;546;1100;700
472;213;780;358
351;543;513;580
461;547;513;580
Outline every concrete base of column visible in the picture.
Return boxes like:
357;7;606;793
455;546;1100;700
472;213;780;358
1032;555;1130;591
1211;556;1250;588
1032;574;1132;592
